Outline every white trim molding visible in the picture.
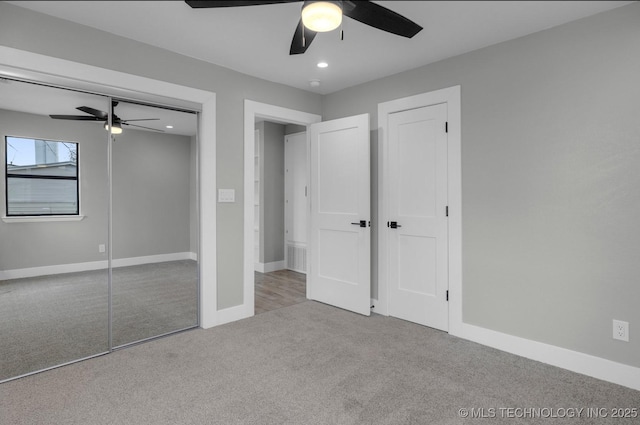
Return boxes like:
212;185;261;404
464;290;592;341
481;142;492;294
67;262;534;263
0;260;106;281
244;100;322;321
2;215;85;223
216;304;250;327
0;46;218;329
254;261;286;273
112;252;195;268
457;323;640;391
0;252;197;281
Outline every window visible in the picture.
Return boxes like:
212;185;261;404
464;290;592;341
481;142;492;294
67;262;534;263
5;136;79;216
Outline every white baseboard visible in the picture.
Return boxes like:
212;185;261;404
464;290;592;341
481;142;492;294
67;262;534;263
254;260;286;273
215;303;252;327
369;295;639;390
0;260;107;280
112;252;194;268
453;322;640;391
0;252;197;280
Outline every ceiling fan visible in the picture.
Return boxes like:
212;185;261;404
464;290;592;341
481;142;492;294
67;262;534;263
49;101;164;134
185;0;423;55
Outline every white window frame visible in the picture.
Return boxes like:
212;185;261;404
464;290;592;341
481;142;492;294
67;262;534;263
4;135;81;220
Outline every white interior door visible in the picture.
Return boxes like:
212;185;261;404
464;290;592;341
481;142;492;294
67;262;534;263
388;104;449;330
308;114;370;316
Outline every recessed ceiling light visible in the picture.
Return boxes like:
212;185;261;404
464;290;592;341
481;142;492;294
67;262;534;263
166;125;174;129
317;61;328;68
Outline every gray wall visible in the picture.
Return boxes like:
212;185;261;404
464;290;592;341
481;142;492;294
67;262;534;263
0;2;323;308
322;3;640;368
0;108;109;270
0;107;195;270
111;126;193;260
256;121;285;264
4;1;638;369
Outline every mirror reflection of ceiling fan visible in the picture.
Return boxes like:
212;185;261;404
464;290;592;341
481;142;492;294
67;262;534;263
185;0;423;55
49;101;164;134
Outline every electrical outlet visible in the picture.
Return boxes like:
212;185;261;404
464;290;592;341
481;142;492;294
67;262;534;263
612;320;629;342
98;244;106;253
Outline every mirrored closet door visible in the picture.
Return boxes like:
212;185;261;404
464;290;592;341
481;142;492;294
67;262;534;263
0;78;200;383
110;100;198;348
0;80;110;381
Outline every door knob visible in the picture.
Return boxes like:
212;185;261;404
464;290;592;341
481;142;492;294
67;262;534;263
388;221;402;229
351;220;367;228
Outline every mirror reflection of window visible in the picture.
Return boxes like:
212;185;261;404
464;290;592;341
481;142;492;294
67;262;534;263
5;137;79;216
1;78;199;384
0;79;110;383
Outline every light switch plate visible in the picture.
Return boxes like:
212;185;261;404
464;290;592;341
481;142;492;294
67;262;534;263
218;189;235;203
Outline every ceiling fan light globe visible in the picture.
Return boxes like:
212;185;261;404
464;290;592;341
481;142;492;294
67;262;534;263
302;1;342;32
104;122;123;135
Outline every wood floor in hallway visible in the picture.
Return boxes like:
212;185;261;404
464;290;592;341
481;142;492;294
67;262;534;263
254;269;307;315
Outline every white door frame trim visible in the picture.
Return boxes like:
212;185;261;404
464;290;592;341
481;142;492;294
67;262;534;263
243;100;321;319
377;86;463;334
0;46;219;329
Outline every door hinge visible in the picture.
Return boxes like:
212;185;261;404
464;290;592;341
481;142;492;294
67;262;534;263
445;122;448;133
446;206;449;217
446;290;449;301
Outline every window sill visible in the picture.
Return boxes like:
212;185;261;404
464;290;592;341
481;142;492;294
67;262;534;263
2;215;85;223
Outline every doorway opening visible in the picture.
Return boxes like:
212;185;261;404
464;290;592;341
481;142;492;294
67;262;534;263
242;100;321;318
253;121;307;314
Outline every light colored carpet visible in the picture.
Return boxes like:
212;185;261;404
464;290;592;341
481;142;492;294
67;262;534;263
1;301;637;425
0;260;198;381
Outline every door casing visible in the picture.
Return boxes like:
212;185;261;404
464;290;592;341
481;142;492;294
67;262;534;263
243;100;321;319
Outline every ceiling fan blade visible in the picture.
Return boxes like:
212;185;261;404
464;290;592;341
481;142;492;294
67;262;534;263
344;1;422;38
185;1;298;8
49;115;103;121
290;18;317;55
121;118;160;123
76;106;108;119
122;122;165;132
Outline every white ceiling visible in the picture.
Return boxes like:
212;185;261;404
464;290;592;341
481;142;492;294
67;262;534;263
7;1;633;95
